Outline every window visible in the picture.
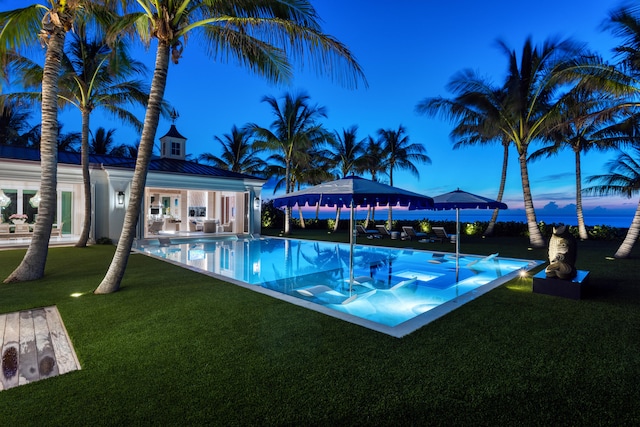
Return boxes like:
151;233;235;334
171;141;181;156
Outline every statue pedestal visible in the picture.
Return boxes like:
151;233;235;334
533;270;589;300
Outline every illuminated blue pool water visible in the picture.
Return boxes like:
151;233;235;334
138;236;542;337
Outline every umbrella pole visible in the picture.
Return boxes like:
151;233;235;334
349;200;355;294
456;208;460;282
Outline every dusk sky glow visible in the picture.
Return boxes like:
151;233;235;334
4;0;639;222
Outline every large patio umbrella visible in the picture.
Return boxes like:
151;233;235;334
272;176;434;291
432;189;508;271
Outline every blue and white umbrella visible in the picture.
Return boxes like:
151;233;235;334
433;188;508;268
273;176;434;290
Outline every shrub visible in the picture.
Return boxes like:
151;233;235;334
261;200;283;229
588;225;623;241
417;219;431;233
464;221;484;236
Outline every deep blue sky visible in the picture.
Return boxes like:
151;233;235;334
5;0;638;218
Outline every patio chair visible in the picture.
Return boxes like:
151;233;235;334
466;253;499;270
375;225;392;238
388;277;417;291
402;226;428;241
356;224;380;239
147;220;164;235
51;222;63;238
295;285;370;305
432;226;453;243
189;220;203;232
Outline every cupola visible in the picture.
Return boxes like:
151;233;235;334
159;109;187;160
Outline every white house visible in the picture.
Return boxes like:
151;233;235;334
0;124;266;244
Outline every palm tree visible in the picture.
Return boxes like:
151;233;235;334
251;92;331;235
585;148;640;258
56;124;81;151
416;77;509;237
324;125;366;231
377;125;430;228
91;127;137;158
290;146;332;228
24;122;81;152
608;4;640;76
529;87;637;240
327;126;366;177
0;1;88;283
360;135;385;226
0;99;34;146
199;125;266;175
94;1;366;294
422;37;605;248
61;30;151;247
13;28;153;247
494;37;613;248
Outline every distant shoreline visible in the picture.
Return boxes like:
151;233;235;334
291;209;633;229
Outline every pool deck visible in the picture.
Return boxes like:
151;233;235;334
1;306;80;391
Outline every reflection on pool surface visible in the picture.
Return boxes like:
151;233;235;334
138;236;542;337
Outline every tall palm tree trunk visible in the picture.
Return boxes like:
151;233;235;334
76;108;92;247
387;171;394;229
519;152;545;248
4;28;65;283
284;161;291;235
364;206;371;228
614;200;640;258
298;205;306;228
485;143;509;236
95;42;171;294
333;206;341;232
574;149;588;240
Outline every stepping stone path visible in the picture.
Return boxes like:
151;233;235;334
1;306;80;391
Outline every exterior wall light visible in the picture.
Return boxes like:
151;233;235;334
254;197;260;209
117;191;125;205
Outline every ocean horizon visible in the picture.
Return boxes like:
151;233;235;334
290;208;635;229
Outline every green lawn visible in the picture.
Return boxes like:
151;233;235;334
0;232;639;425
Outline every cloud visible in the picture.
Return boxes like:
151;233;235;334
537;172;574;182
539;202;578;214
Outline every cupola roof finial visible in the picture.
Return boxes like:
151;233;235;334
170;108;180;124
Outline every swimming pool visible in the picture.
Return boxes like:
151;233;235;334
137;236;542;337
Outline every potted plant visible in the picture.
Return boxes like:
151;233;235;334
9;213;28;224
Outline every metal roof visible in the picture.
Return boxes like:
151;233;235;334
0;145;265;181
160;125;187;140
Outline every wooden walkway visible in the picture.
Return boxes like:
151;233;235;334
1;306;80;391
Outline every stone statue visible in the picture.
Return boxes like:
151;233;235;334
545;225;577;280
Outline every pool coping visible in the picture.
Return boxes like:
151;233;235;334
135;237;543;338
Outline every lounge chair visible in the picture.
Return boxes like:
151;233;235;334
147;220;164;234
342;275;377;290
158;237;172;247
466;253;499;269
295;285;363;305
375;225;392;238
432;226;454;243
356;224;380;239
402;226;428;241
388;277;418;291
